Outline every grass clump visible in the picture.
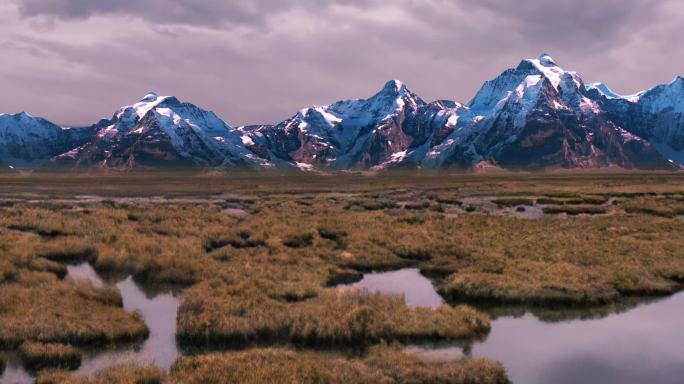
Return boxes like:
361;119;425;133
282;232;314;248
625;205;678;218
433;196;463;206
1;208;83;237
622;198;684;218
0;276;148;348
403;201;431;210
38;237;97;263
389;243;433;261
36;365;166;384
177;281;490;348
204;230;266;251
318;225;348;249
346;198;397;211
170;346;510;384
443;261;621;305
326;268;363;286
28;258;68;279
5;224;65;238
537;195;608;205
19;342;82;372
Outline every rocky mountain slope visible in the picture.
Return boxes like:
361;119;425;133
588;76;684;164
46;93;272;171
0;55;682;172
0;112;93;169
241;80;428;171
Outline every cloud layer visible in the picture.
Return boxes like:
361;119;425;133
1;0;682;126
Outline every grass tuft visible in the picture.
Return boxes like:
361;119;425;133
177;281;490;348
282;232;315;248
170;346;510;384
19;342;82;372
36;365;166;384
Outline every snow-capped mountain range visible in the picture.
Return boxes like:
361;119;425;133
2;54;684;172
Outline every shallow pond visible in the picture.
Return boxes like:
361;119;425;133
0;353;32;384
338;268;444;308
0;263;179;384
5;264;684;383
340;268;684;384
222;208;250;218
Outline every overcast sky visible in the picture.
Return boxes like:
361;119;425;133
1;0;683;126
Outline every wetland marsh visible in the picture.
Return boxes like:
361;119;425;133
1;172;684;383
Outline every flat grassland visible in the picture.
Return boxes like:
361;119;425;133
2;171;684;383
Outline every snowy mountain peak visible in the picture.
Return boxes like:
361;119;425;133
381;79;406;95
0;112;29;122
324;79;425;120
5;112;35;121
0;110;90;169
131;94;171;119
470;54;567;112
522;54;566;89
141;92;160;102
0;112;56;128
538;53;558;67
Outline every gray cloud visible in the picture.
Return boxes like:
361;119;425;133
467;0;661;39
15;0;379;26
1;0;682;126
16;0;291;25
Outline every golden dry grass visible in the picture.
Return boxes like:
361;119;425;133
19;342;82;372
2;172;684;382
0;274;148;348
177;281;490;347
169;346;510;384
36;365;166;384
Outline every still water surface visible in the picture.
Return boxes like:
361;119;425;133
0;263;179;384
343;268;684;384
4;266;684;384
339;268;445;308
67;263;180;374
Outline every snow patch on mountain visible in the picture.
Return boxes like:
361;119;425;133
639;77;684;114
586;82;644;102
527;54;565;88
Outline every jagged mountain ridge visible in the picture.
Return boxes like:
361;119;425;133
242;80;428;171
46;93;272;171
0;54;682;172
588;76;684;164
0;112;95;168
460;54;670;170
